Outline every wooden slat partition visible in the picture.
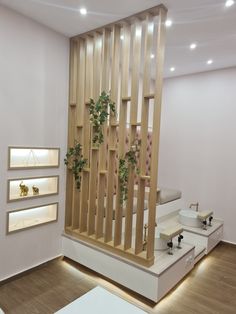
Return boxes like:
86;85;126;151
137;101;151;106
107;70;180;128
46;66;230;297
65;4;167;267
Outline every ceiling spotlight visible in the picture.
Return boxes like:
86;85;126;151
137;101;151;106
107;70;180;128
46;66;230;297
190;43;197;50
80;8;87;15
120;35;124;40
207;59;213;65
170;67;175;72
150;54;155;59
225;0;235;7
165;19;173;27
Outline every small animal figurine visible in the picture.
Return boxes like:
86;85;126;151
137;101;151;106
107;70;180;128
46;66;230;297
32;185;39;196
19;181;29;197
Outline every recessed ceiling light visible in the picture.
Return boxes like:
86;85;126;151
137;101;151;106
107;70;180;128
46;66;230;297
120;35;124;40
165;19;173;27
150;54;155;59
170;67;175;72
207;59;213;65
190;43;197;50
225;0;235;7
80;8;87;15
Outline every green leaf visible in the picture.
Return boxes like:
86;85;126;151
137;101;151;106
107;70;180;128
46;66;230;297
64;141;87;190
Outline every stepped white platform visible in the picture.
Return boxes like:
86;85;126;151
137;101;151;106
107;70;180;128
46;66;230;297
62;207;223;303
55;286;147;314
62;233;195;302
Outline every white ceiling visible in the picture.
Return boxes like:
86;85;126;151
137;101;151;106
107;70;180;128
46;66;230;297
0;0;236;78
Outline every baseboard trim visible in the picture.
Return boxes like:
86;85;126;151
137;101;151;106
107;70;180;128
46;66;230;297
0;255;62;285
222;240;236;246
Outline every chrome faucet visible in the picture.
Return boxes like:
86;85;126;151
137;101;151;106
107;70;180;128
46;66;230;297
143;222;157;250
143;224;148;250
189;202;199;212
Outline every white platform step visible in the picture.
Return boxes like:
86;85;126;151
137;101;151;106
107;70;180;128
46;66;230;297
55;286;147;314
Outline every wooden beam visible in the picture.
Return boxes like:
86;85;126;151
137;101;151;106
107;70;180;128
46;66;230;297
135;14;153;254
79;37;93;232
104;25;121;243
87;33;102;235
96;29;111;239
124;20;142;250
146;7;167;260
114;23;131;247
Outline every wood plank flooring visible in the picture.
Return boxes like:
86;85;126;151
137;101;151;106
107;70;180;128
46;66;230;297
0;242;235;314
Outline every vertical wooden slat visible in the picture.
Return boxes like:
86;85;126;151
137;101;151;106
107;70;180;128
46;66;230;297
71;39;86;230
104;25;120;243
87;33;102;235
124;21;142;250
76;39;86;127
146;8;167;260
69;40;78;106
70;106;77;229
79;36;93;232
135;14;153;254
96;29;111;239
65;39;78;228
114;24;131;247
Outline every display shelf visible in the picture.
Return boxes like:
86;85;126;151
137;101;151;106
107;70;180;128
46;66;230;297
7;176;59;202
8;146;60;169
7;203;58;234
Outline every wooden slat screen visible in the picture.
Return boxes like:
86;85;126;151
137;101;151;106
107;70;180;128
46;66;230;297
65;5;167;267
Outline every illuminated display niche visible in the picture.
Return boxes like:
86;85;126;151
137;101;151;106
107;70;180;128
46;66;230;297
7;203;58;233
8;147;60;169
7;176;59;202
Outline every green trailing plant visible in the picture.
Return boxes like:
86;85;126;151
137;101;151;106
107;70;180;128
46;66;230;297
64;142;87;190
118;139;141;205
89;91;116;145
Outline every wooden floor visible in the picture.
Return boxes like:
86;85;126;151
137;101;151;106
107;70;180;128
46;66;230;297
0;242;235;314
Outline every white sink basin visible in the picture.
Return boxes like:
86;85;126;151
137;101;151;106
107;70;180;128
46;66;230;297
155;227;168;251
179;209;202;228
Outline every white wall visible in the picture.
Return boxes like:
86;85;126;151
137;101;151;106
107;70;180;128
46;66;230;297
159;67;236;244
0;5;69;280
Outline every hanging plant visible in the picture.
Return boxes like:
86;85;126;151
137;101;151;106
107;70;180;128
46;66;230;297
64;142;87;190
89;91;116;145
118;139;141;205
